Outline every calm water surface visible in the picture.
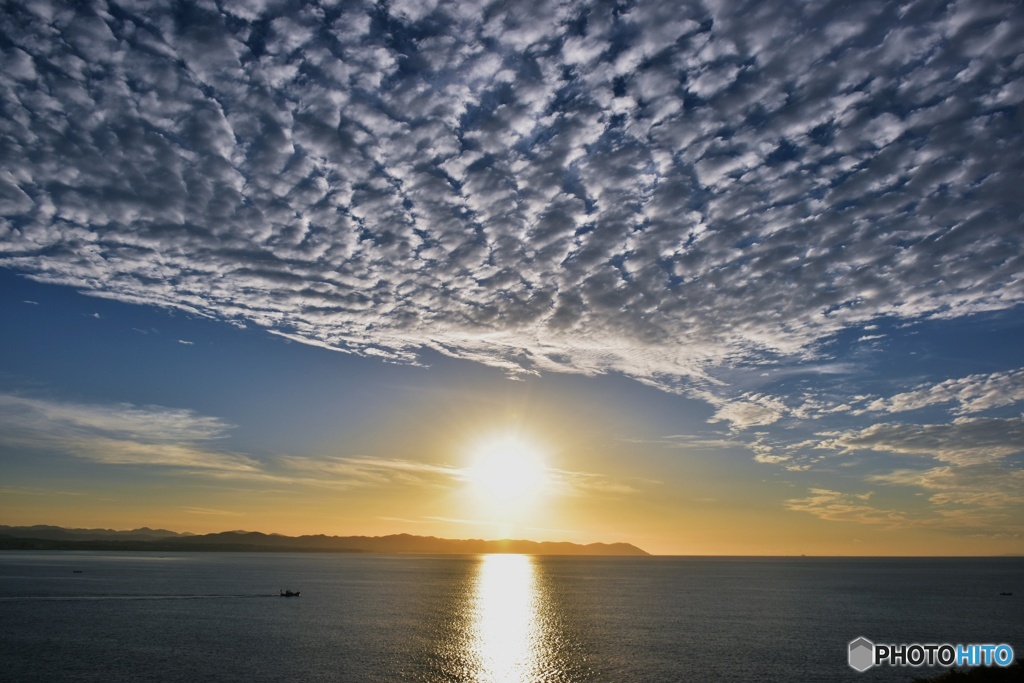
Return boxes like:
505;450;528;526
0;552;1020;682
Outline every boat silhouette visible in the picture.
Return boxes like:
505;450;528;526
280;589;300;597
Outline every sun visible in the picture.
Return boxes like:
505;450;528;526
464;432;550;512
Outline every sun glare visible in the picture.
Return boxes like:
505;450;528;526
465;432;549;511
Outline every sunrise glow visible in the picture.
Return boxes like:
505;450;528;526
464;432;550;516
0;0;1022;559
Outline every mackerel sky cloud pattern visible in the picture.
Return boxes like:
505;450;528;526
2;0;1021;388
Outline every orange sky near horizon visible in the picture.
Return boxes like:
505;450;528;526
4;412;1019;557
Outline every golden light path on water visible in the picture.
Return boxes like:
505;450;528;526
467;554;549;682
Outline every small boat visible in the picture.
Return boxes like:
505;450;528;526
72;570;83;574
280;590;300;597
999;592;1013;596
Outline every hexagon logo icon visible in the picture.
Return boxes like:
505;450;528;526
849;637;875;672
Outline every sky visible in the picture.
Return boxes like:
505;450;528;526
0;0;1022;556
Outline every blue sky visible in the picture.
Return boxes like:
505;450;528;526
0;0;1022;554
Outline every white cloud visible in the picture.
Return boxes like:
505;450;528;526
816;415;1024;466
861;369;1024;416
0;393;256;471
0;0;1020;393
0;394;230;443
709;392;788;431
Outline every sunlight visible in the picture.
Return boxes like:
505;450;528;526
464;432;550;513
469;554;545;682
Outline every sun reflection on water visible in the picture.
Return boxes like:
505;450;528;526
468;554;547;682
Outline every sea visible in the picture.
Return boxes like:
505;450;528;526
0;552;1020;682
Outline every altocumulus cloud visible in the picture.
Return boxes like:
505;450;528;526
1;0;1022;390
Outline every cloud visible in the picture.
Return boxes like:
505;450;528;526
181;506;242;516
548;467;644;496
72;437;258;471
816;415;1024;466
0;393;231;443
0;393;636;498
708;392;788;431
0;0;1020;390
754;454;790;464
773;412;1024;531
860;369;1024;416
0;393;256;471
871;466;1024;509
785;485;1018;531
278;454;463;489
0;485;85;497
745;434;832;471
786;488;908;527
277;453;640;496
619;435;742;451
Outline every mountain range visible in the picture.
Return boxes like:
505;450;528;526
0;524;648;556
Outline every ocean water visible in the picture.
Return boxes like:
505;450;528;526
0;552;1020;682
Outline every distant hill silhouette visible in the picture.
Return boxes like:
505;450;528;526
0;524;193;541
0;524;648;556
